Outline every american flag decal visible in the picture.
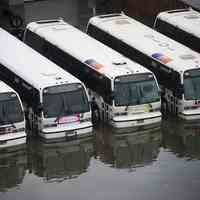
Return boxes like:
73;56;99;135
152;53;172;64
85;59;104;70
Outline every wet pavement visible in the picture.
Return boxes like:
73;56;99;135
0;0;200;200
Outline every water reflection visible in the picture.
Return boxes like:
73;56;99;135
162;118;200;160
96;126;161;170
0;144;27;192
29;137;94;183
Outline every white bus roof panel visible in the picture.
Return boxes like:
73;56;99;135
0;28;82;90
157;9;200;39
89;14;200;73
0;81;18;94
27;20;152;79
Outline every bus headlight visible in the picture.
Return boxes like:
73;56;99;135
43;123;57;128
80;118;91;122
16;127;25;132
150;107;160;112
184;106;198;110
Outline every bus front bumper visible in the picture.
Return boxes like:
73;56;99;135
0;131;26;148
40;122;93;140
179;109;200;121
110;112;162;131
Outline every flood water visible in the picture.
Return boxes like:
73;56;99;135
0;0;200;200
1;119;200;200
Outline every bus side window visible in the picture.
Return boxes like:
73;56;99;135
25;29;44;54
87;24;96;37
154;19;166;32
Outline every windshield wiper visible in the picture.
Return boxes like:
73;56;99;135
55;96;74;123
55;97;66;123
125;88;134;111
64;104;73;115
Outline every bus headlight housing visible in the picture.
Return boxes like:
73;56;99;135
184;106;198;110
150;107;160;112
80;117;91;122
43;123;57;128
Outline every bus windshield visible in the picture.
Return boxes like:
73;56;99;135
0;92;24;125
43;83;90;118
184;70;200;100
114;74;160;106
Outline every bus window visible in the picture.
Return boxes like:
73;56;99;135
43;84;90;118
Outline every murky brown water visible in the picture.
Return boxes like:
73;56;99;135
0;1;200;200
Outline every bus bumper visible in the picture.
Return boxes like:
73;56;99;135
40;122;93;141
110;112;162;131
0;131;26;148
179;110;200;121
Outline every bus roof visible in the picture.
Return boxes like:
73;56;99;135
0;81;18;94
26;20;152;80
156;8;200;39
88;13;200;73
0;28;82;91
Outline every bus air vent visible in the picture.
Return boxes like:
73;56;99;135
52;25;68;31
112;60;127;65
99;14;122;19
180;54;196;60
115;20;130;25
41;72;57;76
167;9;191;14
36;20;61;24
184;14;200;19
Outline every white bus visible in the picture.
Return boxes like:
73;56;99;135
86;13;200;120
0;81;26;148
0;28;92;141
154;8;200;54
23;19;161;131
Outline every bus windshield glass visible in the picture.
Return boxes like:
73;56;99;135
114;74;160;106
0;92;24;125
184;70;200;100
43;83;90;118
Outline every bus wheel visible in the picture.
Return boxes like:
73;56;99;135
92;108;100;125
